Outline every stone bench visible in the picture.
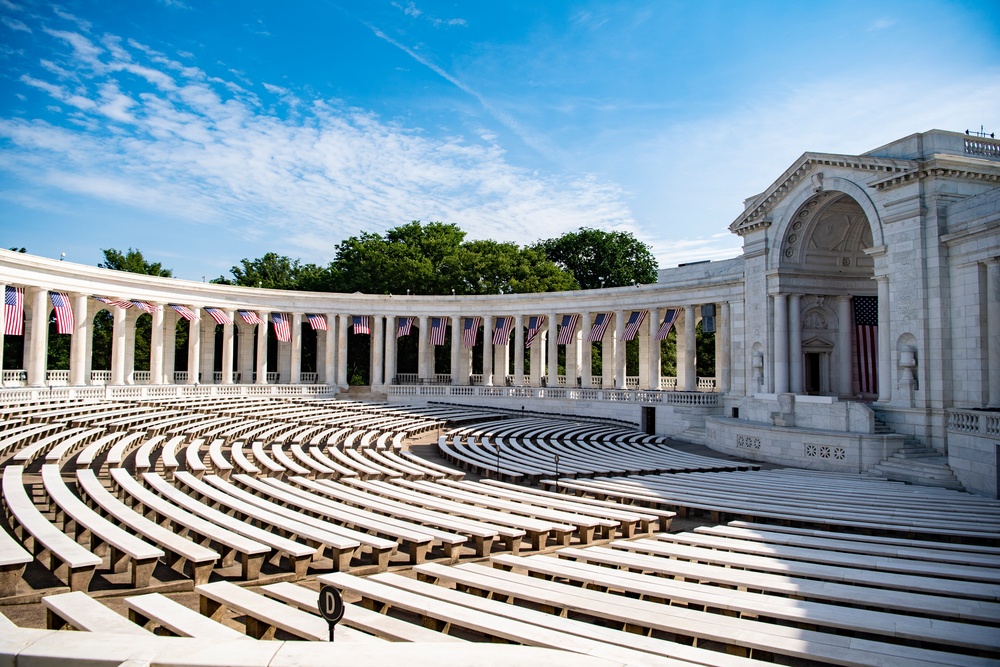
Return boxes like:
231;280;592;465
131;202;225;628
305;446;357;479
183;439;208;479
11;428;95;467
2;465;101;592
43;590;152;635
0;489;33;596
207;439;233;479
125;592;248;639
398;449;464;480
229;441;260;476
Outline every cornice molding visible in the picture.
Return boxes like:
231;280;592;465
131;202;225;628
868;156;1000;192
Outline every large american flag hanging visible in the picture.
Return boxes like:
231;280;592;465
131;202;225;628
49;292;75;335
655;309;679;341
587;312;612;342
238;309;263;325
272;313;291;342
492;316;514;345
5;286;24;336
462;317;480;348
204;307;232;326
525;315;546;347
94;296;133;309
169;304;198;321
621;310;648;342
556;314;579;345
306;314;328;331
853;296;878;395
429;317;447;345
352;316;370;335
396;317;413;337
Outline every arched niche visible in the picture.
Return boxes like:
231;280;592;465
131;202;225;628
780;193;875;276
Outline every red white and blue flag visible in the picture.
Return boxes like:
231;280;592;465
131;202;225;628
525;315;546;347
238;310;263;325
854;296;878;395
49;292;75;335
205;307;232;325
352;316;369;335
169;304;198;321
462;317;480;348
430;317;447;345
306;314;327;331
396;317;413;337
556;314;579;345
492;316;514;345
621;310;647;342
5;286;23;336
272;313;291;342
94;296;133;309
655;309;680;341
587;312;612;342
131;300;160;313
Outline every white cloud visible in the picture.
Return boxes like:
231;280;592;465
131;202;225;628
2;16;31;32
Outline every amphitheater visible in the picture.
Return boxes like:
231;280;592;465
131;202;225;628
1;129;998;666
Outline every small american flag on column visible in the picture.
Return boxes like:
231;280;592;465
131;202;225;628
238;309;263;325
430;317;447;345
169;304;198;321
492;316;514;345
352;316;370;335
272;313;291;342
655;309;679;340
462;317;480;348
49;292;75;335
556;314;579;345
94;296;133;308
205;307;232;325
131;300;160;313
853;296;878;395
525;316;546;347
587;312;612;342
5;286;23;336
396;317;413;337
306;314;327;331
620;310;647;342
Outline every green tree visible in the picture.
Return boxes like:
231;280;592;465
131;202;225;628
213;252;328;291
99;248;172;277
533;227;658;289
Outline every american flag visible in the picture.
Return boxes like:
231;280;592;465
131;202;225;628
556;314;579;345
352;316;370;335
205;307;232;325
5;286;24;336
430;317;447;345
396;316;413;337
462;317;480;348
525;315;546;347
492;316;513;345
306;314;328;331
621;310;647;341
272;313;291;342
854;296;878;395
49;292;75;335
238;309;263;325
655;309;679;341
94;296;133;309
587;312;612;342
169;304;198;321
131;300;160;313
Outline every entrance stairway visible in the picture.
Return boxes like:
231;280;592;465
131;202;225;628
867;421;964;490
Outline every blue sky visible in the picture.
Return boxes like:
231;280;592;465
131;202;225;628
1;1;998;281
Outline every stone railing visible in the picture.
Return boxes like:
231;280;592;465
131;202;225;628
385;384;718;406
90;370;112;385
2;370;27;386
301;372;318;383
132;371;151;383
0;383;336;403
44;370;70;385
174;371;189;383
948;408;1000;437
965;137;1000;158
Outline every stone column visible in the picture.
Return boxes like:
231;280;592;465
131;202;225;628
789;294;802;394
200;317;215;384
513;315;525;385
773;294;789;394
682;305;697;391
837;296;852;397
547;313;558;387
70;293;89;385
110;304;127;386
218;311;234;385
372;315;384;387
614;311;626;389
288;314;301;384
482;316;494;386
237;320;254;384
581;312;592;388
717;302;731;394
417;315;429;381
638;317;650;390
163;310;176;383
877;277;891;402
988;259;1000;407
27;288;48;386
386;317;398;387
566;321;579;387
450;315;460;385
150;304;165;384
256;312;270;384
124;311;137;385
647;307;661;390
529;325;542;386
187;309;200;384
337;314;349;388
602;317;616;389
494;339;509;383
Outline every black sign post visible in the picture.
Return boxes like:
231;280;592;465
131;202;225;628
318;584;345;642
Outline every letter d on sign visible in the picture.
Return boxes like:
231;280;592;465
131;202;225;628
318;584;345;641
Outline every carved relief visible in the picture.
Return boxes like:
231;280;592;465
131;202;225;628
803;310;828;329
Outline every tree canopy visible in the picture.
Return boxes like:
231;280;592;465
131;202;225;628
532;227;657;289
99;247;172;277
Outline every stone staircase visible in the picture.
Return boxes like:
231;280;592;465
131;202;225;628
867;420;964;490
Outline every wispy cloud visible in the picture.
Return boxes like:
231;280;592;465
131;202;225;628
2;16;31;32
391;1;466;28
868;17;897;31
